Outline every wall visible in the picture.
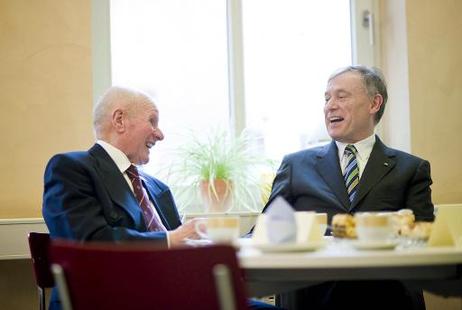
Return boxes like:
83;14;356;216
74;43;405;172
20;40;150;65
406;0;462;204
380;0;462;204
0;0;93;218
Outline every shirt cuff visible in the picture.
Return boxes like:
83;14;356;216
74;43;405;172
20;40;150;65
166;231;171;248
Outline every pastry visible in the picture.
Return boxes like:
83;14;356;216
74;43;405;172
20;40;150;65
332;214;357;238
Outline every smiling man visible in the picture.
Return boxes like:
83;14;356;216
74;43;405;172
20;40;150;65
262;65;434;309
44;86;201;247
43;86;204;309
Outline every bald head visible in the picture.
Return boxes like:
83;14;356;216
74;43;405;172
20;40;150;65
93;86;156;139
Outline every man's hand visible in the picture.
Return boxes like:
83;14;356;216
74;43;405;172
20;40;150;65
169;218;205;247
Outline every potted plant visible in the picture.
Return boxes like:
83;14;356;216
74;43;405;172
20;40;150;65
167;128;274;213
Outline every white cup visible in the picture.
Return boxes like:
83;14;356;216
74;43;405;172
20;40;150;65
195;216;240;243
355;212;394;241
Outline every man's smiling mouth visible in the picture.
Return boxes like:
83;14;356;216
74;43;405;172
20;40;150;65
329;116;344;123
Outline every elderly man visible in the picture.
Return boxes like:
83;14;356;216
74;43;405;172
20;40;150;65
43;87;203;309
43;86;279;310
43;86;200;246
263;65;434;309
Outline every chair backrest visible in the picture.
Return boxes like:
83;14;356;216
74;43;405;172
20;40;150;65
50;241;249;310
28;232;55;288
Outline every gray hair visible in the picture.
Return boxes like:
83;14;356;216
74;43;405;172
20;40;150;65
93;86;155;139
328;65;388;123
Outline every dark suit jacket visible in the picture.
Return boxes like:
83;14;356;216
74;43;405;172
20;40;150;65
263;137;434;310
43;144;183;310
43;143;182;244
264;136;434;223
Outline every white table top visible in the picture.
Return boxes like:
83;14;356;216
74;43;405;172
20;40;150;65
236;238;462;297
238;238;462;269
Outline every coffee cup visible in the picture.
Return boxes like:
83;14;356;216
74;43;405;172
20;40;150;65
355;212;394;241
315;213;328;235
195;216;240;243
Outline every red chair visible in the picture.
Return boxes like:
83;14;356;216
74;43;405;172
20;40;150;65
50;241;250;310
28;232;54;310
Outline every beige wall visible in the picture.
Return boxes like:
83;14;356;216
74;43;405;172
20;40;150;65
0;0;93;218
381;0;462;205
406;0;462;204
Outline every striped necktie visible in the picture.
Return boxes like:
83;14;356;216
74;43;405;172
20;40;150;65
126;165;165;232
344;145;359;203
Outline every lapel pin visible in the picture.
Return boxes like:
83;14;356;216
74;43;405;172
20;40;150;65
384;162;389;167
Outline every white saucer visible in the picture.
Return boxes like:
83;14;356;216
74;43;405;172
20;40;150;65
184;238;213;247
253;242;325;253
351;240;399;250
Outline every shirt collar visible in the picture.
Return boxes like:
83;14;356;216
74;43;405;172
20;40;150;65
335;134;376;160
96;140;132;173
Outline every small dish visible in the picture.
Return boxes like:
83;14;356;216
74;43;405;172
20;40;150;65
351;239;399;250
253;241;325;253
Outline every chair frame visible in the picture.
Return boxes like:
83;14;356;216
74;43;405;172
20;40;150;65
28;232;54;310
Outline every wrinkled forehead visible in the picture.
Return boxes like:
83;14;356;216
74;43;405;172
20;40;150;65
126;95;158;115
326;71;366;93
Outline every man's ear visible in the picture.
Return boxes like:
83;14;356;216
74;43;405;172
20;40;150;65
112;109;126;133
370;94;383;114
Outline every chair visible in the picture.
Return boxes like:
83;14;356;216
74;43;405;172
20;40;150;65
50;241;250;310
28;232;54;310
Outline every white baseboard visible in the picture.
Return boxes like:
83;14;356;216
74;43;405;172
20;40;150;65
0;218;48;260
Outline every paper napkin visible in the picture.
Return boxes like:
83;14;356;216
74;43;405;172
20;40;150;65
265;196;297;244
251;197;323;245
428;205;462;247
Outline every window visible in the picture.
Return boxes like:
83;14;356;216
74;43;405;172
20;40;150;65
94;0;378;211
241;0;351;159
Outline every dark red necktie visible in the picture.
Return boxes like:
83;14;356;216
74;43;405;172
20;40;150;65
126;165;165;232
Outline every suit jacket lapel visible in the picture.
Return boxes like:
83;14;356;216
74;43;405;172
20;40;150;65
351;137;396;210
89;144;146;229
141;178;177;230
315;141;350;211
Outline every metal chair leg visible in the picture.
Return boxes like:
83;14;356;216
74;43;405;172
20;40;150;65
38;287;45;310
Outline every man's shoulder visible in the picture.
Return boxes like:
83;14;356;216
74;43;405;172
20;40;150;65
45;148;101;175
379;142;428;164
284;143;330;162
48;150;92;165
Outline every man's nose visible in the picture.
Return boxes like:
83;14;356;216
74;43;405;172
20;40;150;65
325;98;338;111
155;128;164;141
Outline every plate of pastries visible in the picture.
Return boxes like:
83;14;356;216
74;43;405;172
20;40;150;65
331;209;433;241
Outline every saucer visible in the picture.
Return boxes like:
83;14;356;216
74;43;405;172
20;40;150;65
351;239;399;250
184;238;213;247
253;241;324;253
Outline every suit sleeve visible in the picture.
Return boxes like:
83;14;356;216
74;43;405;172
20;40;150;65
261;155;294;213
42;154;168;246
406;159;435;221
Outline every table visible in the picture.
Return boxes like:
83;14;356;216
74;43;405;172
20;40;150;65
237;239;462;297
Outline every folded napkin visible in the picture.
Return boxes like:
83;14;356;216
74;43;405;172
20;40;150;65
265;196;297;244
252;196;323;245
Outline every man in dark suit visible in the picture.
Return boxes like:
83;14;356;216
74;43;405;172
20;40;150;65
263;65;434;309
43;86;202;309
